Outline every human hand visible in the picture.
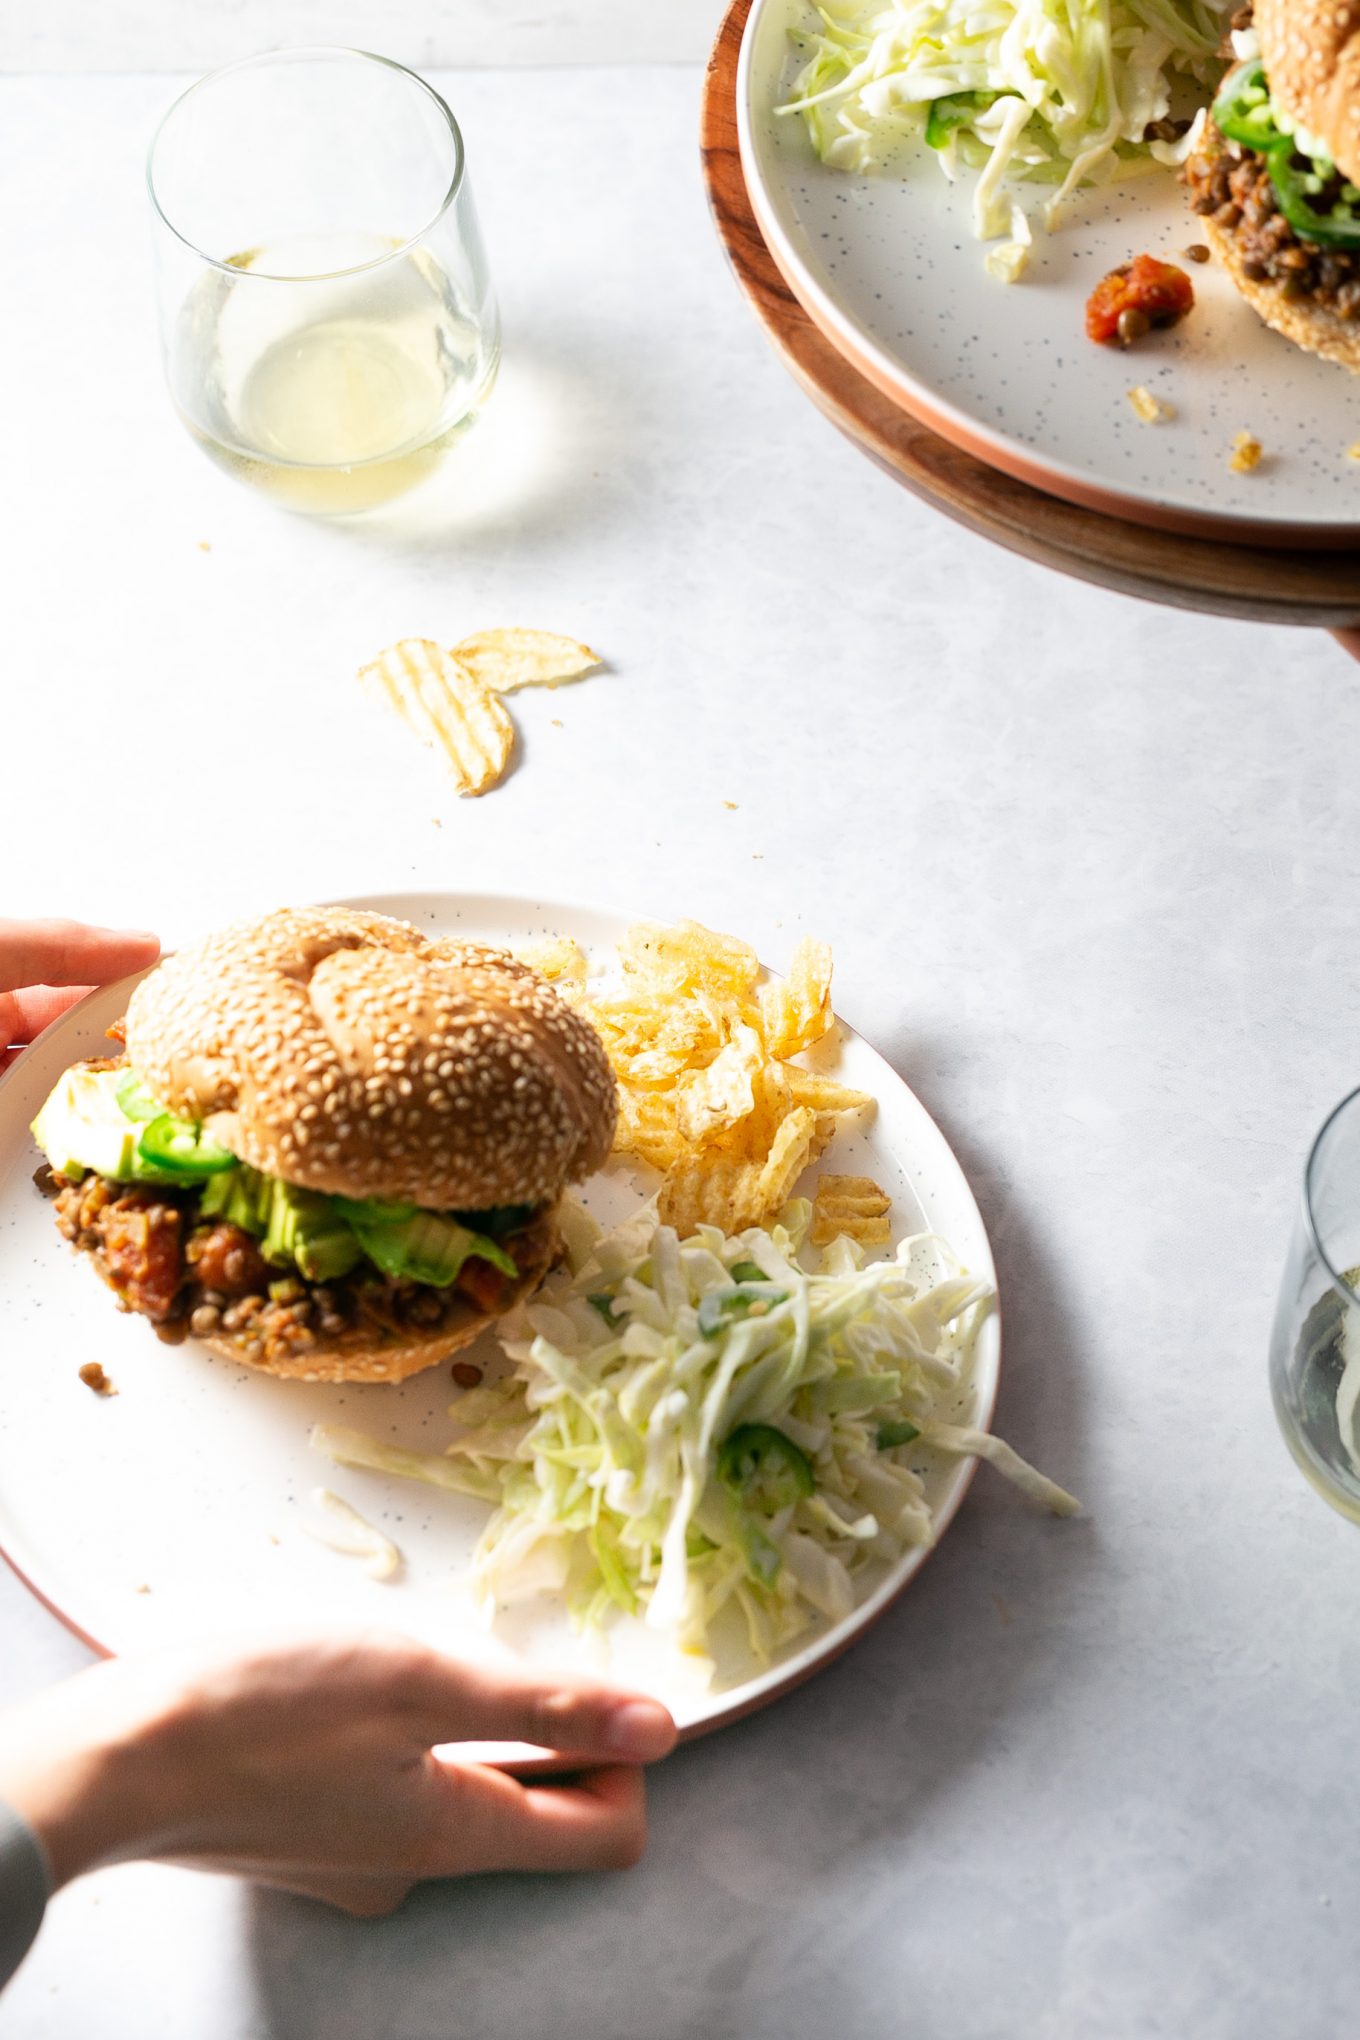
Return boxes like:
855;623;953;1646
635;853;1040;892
0;920;160;1059
0;1631;676;1916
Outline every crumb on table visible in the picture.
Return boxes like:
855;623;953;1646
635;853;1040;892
78;1362;116;1395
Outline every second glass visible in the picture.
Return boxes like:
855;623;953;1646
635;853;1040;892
147;48;500;515
1270;1084;1360;1525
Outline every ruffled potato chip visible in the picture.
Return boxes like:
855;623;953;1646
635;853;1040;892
658;1107;818;1234
614;1089;686;1173
594;1000;724;1088
675;1023;763;1143
784;1070;874;1116
619;921;760;1002
811;1174;892;1248
759;938;834;1058
756;1106;819;1216
452;628;601;695
359;639;515;797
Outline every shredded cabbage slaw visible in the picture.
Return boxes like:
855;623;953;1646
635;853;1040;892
314;1198;1076;1682
779;0;1228;241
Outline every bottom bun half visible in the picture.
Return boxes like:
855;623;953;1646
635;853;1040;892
1204;216;1360;374
199;1294;522;1386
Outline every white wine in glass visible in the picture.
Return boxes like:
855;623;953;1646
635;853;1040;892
149;52;499;516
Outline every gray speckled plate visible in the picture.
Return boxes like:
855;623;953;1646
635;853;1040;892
0;891;1000;1745
739;0;1360;542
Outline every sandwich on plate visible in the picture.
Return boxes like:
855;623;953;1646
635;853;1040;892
30;906;616;1383
1185;0;1360;368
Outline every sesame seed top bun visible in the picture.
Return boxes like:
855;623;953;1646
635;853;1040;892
1257;0;1360;185
124;906;617;1210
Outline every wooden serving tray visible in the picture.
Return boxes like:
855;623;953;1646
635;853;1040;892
701;0;1360;627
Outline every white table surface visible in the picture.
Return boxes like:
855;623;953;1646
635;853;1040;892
3;59;1360;2040
4;0;724;69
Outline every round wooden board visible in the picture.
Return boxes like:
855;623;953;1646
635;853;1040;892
701;0;1360;628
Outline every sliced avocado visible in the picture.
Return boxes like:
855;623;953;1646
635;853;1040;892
262;1179;339;1268
31;1068;178;1183
296;1228;364;1282
197;1168;360;1278
199;1164;271;1235
348;1209;517;1287
114;1072;165;1123
261;1178;363;1279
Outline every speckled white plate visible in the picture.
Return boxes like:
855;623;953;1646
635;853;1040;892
739;0;1360;544
0;891;999;1745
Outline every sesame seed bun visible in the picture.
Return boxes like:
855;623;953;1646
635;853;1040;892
124;906;617;1209
1257;0;1360;186
1202;210;1360;372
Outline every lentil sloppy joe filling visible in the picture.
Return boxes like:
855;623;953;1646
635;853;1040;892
1184;141;1360;318
39;1163;556;1371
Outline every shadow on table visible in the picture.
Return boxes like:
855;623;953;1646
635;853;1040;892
243;1125;1095;2040
316;313;701;566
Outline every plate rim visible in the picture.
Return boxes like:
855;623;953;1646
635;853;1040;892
736;0;1360;550
0;887;1003;1740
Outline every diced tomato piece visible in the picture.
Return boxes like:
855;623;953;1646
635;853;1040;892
457;1257;509;1314
1086;254;1195;344
102;1199;183;1319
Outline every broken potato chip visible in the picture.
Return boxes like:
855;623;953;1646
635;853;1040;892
759;938;833;1058
619;920;760;1002
757;1106;819;1215
810;1174;892;1248
360;639;515;797
452;628;601;695
615;1089;686;1174
675;1022;763;1144
516;937;589;992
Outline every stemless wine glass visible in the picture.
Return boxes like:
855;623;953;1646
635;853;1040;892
147;49;500;516
1270;1085;1360;1525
